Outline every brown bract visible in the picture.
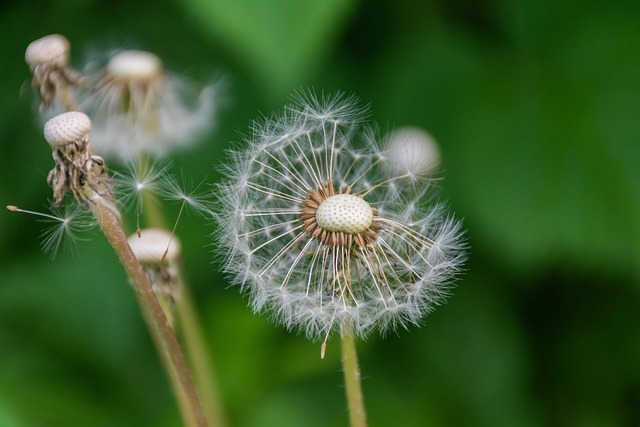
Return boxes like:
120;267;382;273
43;112;111;207
26;34;83;111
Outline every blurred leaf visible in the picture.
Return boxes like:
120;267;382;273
363;270;540;427
176;0;358;98
355;2;640;278
0;246;173;426
445;5;640;276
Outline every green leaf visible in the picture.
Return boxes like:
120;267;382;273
176;0;357;97
359;4;640;278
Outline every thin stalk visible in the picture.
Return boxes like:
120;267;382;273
178;285;227;427
142;188;168;230
141;189;226;427
58;87;78;112
341;334;367;427
89;199;207;427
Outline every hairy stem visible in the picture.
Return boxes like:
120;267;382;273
341;334;367;427
90;199;207;427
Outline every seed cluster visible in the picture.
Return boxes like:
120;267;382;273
300;180;382;250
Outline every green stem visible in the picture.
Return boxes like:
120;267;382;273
141;187;226;427
142;188;168;230
90;199;207;427
178;285;227;427
341;334;367;427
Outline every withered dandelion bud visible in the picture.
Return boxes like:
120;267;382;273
128;228;183;326
128;227;181;263
43;112;112;208
25;34;70;69
25;34;82;111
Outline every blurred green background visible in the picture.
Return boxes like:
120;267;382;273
1;0;639;426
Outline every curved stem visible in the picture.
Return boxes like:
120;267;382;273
90;200;207;427
341;334;367;427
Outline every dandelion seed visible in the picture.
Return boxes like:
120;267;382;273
154;173;213;258
7;203;94;257
114;158;170;232
159;173;213;218
213;92;466;350
80;49;219;160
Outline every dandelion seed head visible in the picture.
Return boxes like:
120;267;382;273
107;50;163;81
385;126;441;179
214;92;466;342
315;194;373;234
80;49;220;161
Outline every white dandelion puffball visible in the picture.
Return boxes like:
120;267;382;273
81;49;219;160
385;126;441;178
214;93;466;341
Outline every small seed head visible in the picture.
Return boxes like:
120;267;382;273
386;126;440;177
107;50;163;80
25;34;70;68
43;111;91;147
315;194;373;234
128;228;181;263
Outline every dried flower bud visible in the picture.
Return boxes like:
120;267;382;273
128;228;181;262
128;228;182;326
43;111;91;147
25;34;82;112
43;112;113;208
25;34;70;68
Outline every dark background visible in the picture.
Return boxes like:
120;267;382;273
1;0;639;426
